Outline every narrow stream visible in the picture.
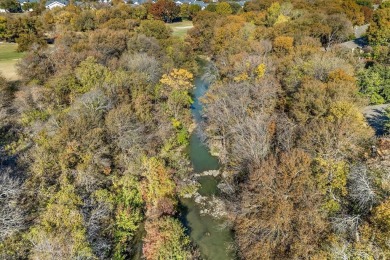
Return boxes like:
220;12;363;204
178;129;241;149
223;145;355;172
179;70;235;260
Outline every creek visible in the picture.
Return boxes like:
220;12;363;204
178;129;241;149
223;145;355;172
179;69;235;260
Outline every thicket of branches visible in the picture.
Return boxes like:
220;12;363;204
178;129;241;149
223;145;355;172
0;0;389;259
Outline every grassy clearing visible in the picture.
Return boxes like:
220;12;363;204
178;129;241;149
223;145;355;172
0;43;24;80
167;20;194;39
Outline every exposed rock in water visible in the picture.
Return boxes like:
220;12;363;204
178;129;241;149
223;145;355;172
194;192;208;204
194;170;220;178
193;192;228;219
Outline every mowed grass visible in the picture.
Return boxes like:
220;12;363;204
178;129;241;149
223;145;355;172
167;20;194;39
0;43;24;80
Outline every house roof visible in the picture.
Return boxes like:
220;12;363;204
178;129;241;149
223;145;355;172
192;1;207;7
45;0;68;8
45;0;68;5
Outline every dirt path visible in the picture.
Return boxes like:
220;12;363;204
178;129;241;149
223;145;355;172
0;59;20;80
172;25;193;29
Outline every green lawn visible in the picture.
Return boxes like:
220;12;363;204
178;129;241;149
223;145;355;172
0;43;24;80
0;43;24;61
167;20;194;39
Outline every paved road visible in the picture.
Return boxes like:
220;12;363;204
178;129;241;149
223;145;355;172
355;24;369;38
363;104;390;136
338;24;370;50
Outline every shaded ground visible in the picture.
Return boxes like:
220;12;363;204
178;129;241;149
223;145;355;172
0;43;24;80
167;20;193;39
339;24;369;50
339;37;368;49
363;104;390;136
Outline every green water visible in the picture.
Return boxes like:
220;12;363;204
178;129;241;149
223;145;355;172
180;71;235;260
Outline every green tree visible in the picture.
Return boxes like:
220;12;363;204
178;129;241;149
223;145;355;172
188;4;201;19
205;3;216;12
216;2;232;15
358;64;390;104
16;32;47;52
75;57;109;94
159;68;194;120
113;175;144;258
0;0;21;12
0;16;7;40
367;6;390;46
72;9;96;31
27;183;93;259
138;20;172;39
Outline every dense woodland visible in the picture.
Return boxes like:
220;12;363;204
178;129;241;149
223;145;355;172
0;0;389;259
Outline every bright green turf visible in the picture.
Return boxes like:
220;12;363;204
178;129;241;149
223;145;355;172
0;43;24;61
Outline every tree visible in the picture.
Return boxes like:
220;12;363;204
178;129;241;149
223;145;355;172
358;64;390;104
216;2;232;15
367;6;390;46
273;35;294;55
138;20;172;39
188;4;201;19
143;217;191;260
235;150;326;259
202;78;279;167
181;4;201;19
148;0;180;23
243;0;275;12
322;14;353;49
16;32;47;52
0;0;21;12
88;29;130;62
0;169;24;242
73;10;96;31
187;10;219;52
159;68;193;120
27;183;93;259
205;3;216;12
112;175;144;258
17;48;56;84
75;57;109;94
266;2;280;26
141;157;176;217
348;164;376;212
180;3;190;19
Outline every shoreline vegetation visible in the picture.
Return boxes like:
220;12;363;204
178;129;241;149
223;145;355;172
0;0;389;259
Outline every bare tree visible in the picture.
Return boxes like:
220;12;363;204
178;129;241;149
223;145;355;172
120;53;162;84
0;168;25;242
348;164;376;212
231;114;273;166
331;215;360;240
202;77;279;168
275;113;297;151
82;197;113;259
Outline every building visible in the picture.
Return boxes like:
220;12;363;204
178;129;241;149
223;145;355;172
45;0;68;9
